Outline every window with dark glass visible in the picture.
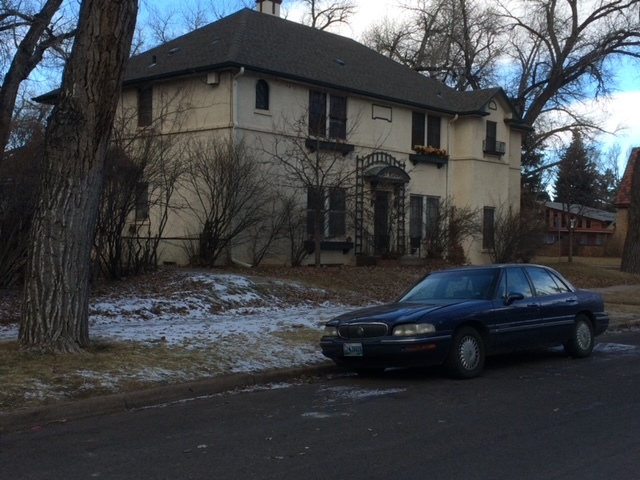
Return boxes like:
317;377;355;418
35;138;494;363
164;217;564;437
485;121;497;151
526;267;563;296
309;91;327;137
328;187;346;236
504;267;533;298
135;182;149;221
410;195;423;245
255;80;269;110
329;95;347;139
411;112;425;148
137;87;153;127
427;115;441;148
306;186;346;237
483;207;495;250
426;196;439;232
306;186;324;236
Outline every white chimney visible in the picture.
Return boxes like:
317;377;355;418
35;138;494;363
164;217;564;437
256;0;282;17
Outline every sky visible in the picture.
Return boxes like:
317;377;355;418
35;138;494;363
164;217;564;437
147;0;640;169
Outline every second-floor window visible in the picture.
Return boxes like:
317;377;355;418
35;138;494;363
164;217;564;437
309;91;347;139
255;80;269;110
485;121;497;151
411;112;441;148
137;86;152;127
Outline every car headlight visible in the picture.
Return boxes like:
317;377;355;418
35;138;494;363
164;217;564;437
392;323;435;336
323;326;339;337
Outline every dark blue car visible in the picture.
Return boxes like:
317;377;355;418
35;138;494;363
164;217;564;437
320;264;609;378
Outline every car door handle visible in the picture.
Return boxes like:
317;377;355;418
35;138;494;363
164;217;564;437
565;298;577;303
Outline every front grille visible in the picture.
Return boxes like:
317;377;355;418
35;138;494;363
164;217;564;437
338;322;388;339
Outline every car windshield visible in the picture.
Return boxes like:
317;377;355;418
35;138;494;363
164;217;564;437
400;269;499;302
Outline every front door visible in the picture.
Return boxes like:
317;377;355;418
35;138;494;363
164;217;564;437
374;191;390;254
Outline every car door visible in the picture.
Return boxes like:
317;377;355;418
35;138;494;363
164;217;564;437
490;267;542;351
524;266;578;345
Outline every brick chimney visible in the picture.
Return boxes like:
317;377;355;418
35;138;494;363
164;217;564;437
256;0;282;17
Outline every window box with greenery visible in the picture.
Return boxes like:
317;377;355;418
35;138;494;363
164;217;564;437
409;145;449;168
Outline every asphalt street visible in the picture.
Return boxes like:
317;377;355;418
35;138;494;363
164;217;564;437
2;330;640;480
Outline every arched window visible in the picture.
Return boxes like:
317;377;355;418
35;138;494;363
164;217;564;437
255;80;269;110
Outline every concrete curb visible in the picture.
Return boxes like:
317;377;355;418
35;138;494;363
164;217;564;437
0;363;340;435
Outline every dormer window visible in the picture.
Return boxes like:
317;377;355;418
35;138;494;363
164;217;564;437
255;79;269;110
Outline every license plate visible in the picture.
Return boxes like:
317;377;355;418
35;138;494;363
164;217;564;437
343;343;363;357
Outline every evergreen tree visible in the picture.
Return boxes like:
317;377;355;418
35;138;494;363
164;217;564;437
553;131;599;208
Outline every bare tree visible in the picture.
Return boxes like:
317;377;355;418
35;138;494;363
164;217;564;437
261;109;358;266
181;137;268;267
297;0;357;31
489;203;545;263
362;0;505;91
0;0;76;164
422;197;481;262
19;0;138;353
501;0;640;169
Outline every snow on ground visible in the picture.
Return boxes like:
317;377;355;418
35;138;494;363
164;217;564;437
0;272;361;373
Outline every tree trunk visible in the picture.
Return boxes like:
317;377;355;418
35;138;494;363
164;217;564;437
621;156;640;274
19;0;138;353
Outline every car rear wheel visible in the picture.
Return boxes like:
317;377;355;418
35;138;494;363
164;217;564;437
564;314;594;358
445;327;485;379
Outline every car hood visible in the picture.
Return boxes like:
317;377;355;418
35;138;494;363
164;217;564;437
330;301;462;325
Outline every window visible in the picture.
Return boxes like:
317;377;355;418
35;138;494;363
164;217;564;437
309;91;327;137
426;196;439;232
483;207;495;250
526;267;563;296
255;80;269;110
411;112;425;148
412;113;441;149
485;121;497;151
502;267;533;298
309;91;347;139
306;186;346;237
410;195;423;249
135;182;149;221
328;187;346;236
329;95;347;139
137;87;153;127
427;115;441;148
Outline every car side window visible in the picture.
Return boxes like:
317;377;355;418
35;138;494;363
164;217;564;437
505;267;533;298
549;272;572;293
526;267;562;296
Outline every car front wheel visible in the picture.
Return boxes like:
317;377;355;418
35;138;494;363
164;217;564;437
564;314;594;358
445;327;485;379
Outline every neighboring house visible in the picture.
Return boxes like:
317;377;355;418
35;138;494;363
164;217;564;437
39;0;530;266
612;147;640;253
540;202;616;257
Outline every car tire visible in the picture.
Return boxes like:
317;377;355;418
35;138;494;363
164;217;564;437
445;327;485;379
564;314;594;358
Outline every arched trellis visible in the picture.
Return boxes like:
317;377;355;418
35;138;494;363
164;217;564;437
355;152;409;256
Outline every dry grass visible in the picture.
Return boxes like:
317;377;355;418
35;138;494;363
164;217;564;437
1;258;639;412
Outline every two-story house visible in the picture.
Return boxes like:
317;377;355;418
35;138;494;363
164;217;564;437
79;1;530;266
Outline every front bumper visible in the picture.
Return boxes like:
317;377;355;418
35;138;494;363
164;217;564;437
320;334;452;369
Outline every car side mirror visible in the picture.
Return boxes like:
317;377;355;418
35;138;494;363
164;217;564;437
505;292;525;306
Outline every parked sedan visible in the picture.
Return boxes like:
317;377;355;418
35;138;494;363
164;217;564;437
320;264;609;378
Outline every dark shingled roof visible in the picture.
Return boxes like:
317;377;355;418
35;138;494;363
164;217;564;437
615;147;640;208
122;8;522;118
